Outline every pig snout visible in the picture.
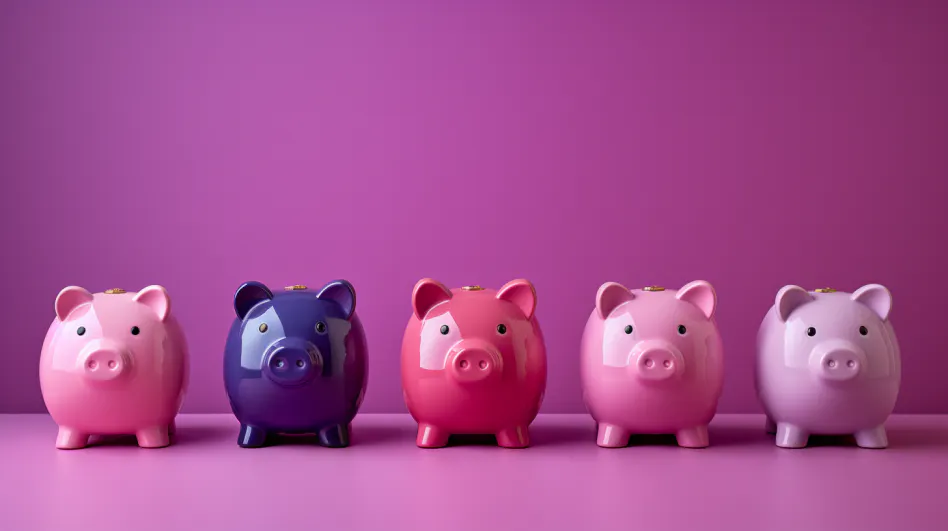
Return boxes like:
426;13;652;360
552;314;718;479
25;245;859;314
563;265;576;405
264;338;323;386
629;340;684;381
78;340;131;382
447;340;503;384
810;340;866;382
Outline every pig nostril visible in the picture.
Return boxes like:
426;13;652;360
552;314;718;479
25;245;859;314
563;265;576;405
275;359;285;368
479;360;488;370
459;360;469;369
828;360;837;368
663;360;672;368
87;360;97;370
296;359;304;368
108;360;116;369
644;358;654;368
847;360;856;368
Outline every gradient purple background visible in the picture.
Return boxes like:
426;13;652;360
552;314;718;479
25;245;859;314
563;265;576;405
1;0;946;414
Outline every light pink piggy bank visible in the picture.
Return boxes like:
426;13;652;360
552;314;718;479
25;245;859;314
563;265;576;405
756;285;899;449
401;280;547;448
39;286;189;449
581;282;724;448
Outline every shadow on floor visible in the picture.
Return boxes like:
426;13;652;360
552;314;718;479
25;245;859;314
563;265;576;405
529;422;777;448
84;424;234;447
741;426;948;450
226;424;415;447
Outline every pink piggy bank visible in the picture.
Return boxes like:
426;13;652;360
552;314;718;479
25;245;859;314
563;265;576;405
581;282;724;448
756;285;899;449
401;279;547;448
39;286;189;449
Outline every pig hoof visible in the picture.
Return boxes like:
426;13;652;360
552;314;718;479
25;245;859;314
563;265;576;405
765;416;777;434
775;423;809;448
496;426;530;448
416;424;449;448
854;426;888;449
136;426;170;448
318;425;350;448
676;426;710;448
238;424;268;448
596;423;630;448
56;428;89;450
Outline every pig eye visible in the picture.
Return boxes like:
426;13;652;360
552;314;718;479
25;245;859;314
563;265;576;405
497;324;507;335
258;323;268;333
76;326;86;336
624;325;633;334
130;326;140;336
859;325;868;336
677;325;687;335
315;321;327;334
440;325;449;335
807;327;816;337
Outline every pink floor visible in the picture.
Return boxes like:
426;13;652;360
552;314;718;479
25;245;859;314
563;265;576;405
2;414;948;530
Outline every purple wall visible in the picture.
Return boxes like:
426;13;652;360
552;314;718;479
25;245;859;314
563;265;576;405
2;0;946;414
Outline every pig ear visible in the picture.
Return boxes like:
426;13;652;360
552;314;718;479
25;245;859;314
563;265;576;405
317;279;356;320
776;285;813;322
852;284;892;321
676;280;717;320
412;278;452;320
134;285;172;322
497;279;537;319
234;281;273;320
55;286;94;321
596;282;633;319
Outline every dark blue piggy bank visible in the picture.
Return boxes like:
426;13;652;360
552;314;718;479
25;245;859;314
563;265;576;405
224;280;368;448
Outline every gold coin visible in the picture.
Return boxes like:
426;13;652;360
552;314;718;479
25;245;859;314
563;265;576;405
103;288;126;295
814;288;837;293
643;286;665;292
461;285;484;291
284;285;308;291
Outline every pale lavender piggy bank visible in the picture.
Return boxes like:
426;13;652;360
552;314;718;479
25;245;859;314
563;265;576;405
756;285;900;449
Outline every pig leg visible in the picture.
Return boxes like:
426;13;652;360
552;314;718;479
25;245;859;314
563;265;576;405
596;423;630;448
765;416;777;434
854;426;888;449
55;427;89;450
416;423;450;448
676;426;710;448
775;423;809;448
496;426;530;448
317;424;350;448
136;426;170;448
237;424;268;448
167;420;176;437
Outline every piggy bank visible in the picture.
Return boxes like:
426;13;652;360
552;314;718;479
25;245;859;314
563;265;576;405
39;286;189;449
224;280;368;448
756;285;900;449
581;282;724;448
401;279;547;448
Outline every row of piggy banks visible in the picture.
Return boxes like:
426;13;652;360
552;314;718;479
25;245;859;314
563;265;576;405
40;279;900;450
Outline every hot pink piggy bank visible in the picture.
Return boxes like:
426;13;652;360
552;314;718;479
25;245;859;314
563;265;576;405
401;279;547;448
756;285;899;449
39;286;189;449
581;282;724;448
